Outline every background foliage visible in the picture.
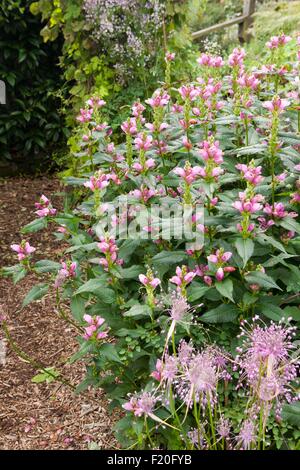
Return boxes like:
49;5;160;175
0;0;68;173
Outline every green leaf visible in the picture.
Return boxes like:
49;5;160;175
118;240;141;262
2;265;27;284
123;304;152;318
152;250;186;265
116;327;146;338
279;218;300;235
98;343;122;364
70;295;86;321
282;403;300;428
13;266;27;284
282;306;300;322
22;283;49;307
32;367;60;384
245;271;282;290
119;265;143;280
260;304;284;321
69;342;94;364
21;218;47;234
256;233;287;254
215;278;234;302
200;304;240;323
187;283;210;302
235;238;254;267
35;260;61;273
75;279;116;303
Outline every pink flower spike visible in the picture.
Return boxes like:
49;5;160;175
138;274;148;286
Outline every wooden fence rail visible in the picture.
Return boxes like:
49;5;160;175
192;0;256;44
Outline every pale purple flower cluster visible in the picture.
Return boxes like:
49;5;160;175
236;319;300;410
82;0;167;83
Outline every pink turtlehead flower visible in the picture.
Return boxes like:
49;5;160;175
76;108;93;123
178;85;200;101
204;275;213;286
132;158;156;173
83;314;108;341
95;123;108;132
98;236;123;271
54;261;77;288
258;217;275;231
290;192;300;204
131;102;145;118
84;171;110;191
57;225;67;234
145;122;168;133
208;249;232;264
151;359;163;381
35;194;57;218
172;103;183;113
237;73;260;90
86;97;106;108
266;34;291;49
237;222;255;233
198;140;223;164
263;202;295;219
134;133;153;151
170;266;196;287
233;192;264;214
263;97;289;113
236;163;264;186
11;241;36;261
139;274;161;289
197;53;224;68
173;165;203;184
145;90;170;108
216;267;224;281
98;236;118;255
194;264;209;277
182;136;193;150
165;51;175;62
131;187;156;203
121;117;138;135
228;48;246;67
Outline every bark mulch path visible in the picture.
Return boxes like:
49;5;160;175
0;177;118;450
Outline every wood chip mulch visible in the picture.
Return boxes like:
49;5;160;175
0;177;119;450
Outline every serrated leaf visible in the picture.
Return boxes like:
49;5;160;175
152;250;186;265
21;218;47;234
35;260;61;273
75;279;115;303
279;218;300;235
70;295;86;321
123;304;152;318
282;403;300;428
119;265;143;280
235;238;254;267
215;278;234;302
200;304;240;323
22;283;49;307
260;304;284;321
98;343;122;364
245;271;281;290
187;283;210;302
32;367;60;384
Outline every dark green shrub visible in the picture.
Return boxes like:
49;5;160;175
0;0;68;173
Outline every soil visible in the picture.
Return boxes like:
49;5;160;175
0;177;118;450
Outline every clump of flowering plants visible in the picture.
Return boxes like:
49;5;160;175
3;35;300;449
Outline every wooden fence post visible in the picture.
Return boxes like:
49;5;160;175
238;0;256;43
